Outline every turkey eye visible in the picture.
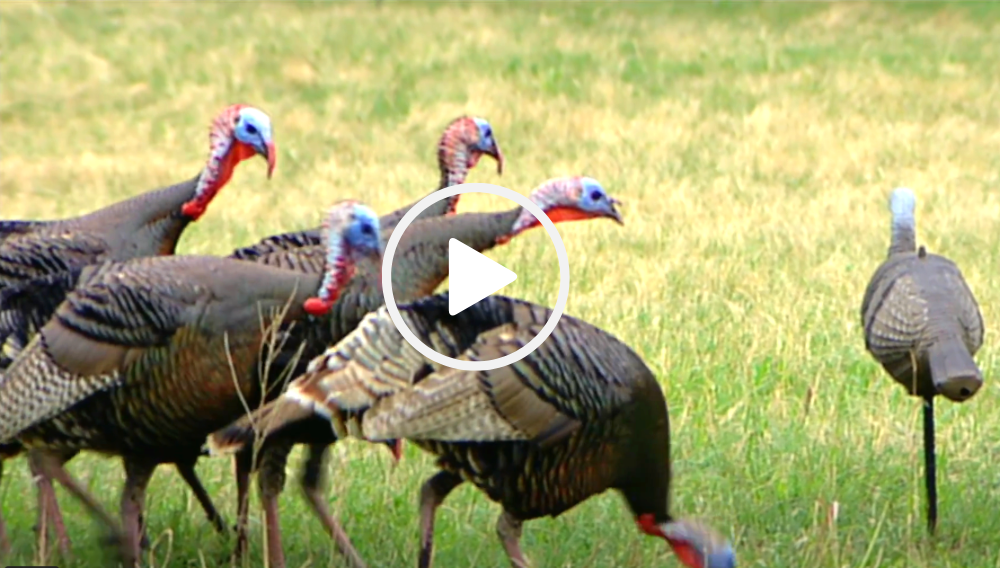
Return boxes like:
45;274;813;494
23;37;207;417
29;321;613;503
245;123;259;135
483;126;492;139
360;223;374;235
590;190;602;201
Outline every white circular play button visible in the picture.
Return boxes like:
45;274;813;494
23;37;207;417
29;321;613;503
381;183;569;372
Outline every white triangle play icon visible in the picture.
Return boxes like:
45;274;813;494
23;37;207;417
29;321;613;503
448;238;517;316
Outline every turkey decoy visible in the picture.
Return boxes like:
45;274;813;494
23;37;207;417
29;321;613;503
860;186;984;534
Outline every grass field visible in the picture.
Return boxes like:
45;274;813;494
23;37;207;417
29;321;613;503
2;2;1000;567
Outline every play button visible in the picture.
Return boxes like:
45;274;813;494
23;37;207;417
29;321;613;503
382;183;570;372
447;238;517;316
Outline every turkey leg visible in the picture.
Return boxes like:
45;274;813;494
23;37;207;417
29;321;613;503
923;397;937;535
28;449;226;557
496;511;529;568
417;470;462;568
233;450;253;563
175;457;227;534
29;449;73;561
300;443;367;568
121;457;156;567
30;449;123;553
259;439;294;568
0;460;8;559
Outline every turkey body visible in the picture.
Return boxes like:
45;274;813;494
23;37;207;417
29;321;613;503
213;294;735;568
0;255;324;566
295;294;667;516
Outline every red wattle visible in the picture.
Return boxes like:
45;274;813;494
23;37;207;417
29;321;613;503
636;513;660;536
181;201;205;220
303;297;333;316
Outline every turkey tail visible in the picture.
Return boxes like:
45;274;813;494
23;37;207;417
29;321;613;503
927;336;982;402
207;398;315;456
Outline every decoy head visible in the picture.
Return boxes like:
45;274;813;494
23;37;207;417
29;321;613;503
304;201;382;316
636;514;736;568
182;104;277;220
888;187;916;223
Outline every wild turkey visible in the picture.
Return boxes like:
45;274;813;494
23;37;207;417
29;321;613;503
231;114;504;269
212;176;624;568
0;103;276;559
210;294;737;568
0;104;276;362
860;186;984;534
0;200;382;567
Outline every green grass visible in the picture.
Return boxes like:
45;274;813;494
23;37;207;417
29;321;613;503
3;1;1000;567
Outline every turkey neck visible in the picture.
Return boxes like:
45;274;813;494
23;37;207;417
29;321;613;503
615;376;674;523
437;156;469;195
388;207;522;301
73;173;205;256
380;159;470;234
410;206;522;252
888;203;916;257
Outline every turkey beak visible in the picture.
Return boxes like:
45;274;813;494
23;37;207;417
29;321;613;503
486;143;504;176
607;197;624;225
263;141;277;179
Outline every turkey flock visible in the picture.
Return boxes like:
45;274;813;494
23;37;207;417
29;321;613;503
0;104;986;568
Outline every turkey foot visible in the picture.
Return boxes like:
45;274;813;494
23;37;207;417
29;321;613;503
300;444;367;568
417;471;462;568
496;511;529;568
